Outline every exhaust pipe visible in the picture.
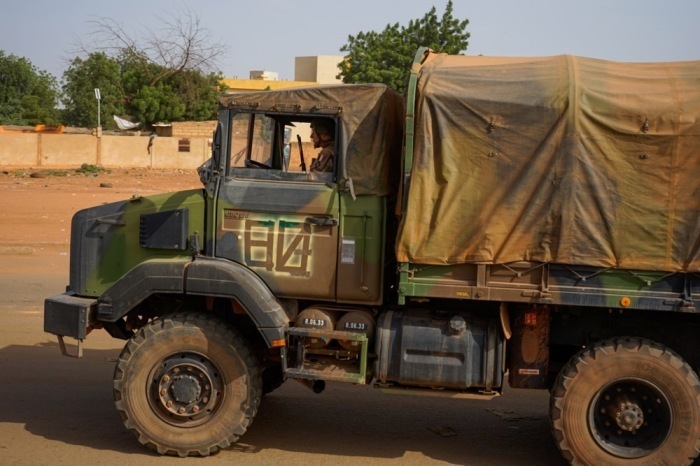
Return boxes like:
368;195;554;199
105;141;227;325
295;378;326;394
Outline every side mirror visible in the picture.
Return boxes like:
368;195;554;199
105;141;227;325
211;122;222;169
198;123;223;185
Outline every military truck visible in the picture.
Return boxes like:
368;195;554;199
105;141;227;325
45;48;700;464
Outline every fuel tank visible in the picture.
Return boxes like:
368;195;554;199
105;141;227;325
375;309;504;390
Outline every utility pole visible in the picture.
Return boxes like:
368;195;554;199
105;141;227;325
94;88;102;135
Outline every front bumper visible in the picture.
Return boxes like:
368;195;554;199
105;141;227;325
44;293;97;358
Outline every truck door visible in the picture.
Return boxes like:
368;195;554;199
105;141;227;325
214;112;340;300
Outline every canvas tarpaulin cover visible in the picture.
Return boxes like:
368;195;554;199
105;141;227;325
395;52;700;272
219;84;404;196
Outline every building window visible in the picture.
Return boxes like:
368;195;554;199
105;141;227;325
178;139;191;152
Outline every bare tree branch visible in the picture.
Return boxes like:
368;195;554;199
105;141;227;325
69;6;227;85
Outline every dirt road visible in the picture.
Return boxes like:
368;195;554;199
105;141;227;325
0;168;566;465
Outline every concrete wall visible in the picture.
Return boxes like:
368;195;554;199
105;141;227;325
41;134;97;166
0;133;40;166
0;132;210;168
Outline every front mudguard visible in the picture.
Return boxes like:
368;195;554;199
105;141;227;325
184;257;289;344
59;257;288;348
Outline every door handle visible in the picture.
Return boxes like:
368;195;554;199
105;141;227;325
305;216;338;226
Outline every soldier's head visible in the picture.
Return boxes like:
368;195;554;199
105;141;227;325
310;119;334;148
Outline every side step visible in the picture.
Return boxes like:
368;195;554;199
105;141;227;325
284;327;369;384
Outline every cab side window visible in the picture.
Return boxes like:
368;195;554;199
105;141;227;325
230;113;251;168
228;112;336;183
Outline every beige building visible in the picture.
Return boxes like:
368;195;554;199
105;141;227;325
294;56;343;84
222;55;344;92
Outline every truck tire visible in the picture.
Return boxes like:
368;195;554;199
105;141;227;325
113;312;262;457
551;337;700;465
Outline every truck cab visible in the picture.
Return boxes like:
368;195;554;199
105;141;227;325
206;103;387;305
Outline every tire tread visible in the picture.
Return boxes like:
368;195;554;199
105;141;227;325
550;337;700;465
113;312;262;457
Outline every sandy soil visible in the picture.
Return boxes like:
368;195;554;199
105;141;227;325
0;167;203;253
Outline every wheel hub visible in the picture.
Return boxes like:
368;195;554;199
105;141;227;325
149;353;222;426
616;402;644;432
170;374;202;404
589;378;672;459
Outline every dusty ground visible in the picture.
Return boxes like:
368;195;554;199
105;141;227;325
0;167;567;465
0;166;203;253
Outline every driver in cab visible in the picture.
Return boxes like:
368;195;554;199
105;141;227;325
309;119;334;173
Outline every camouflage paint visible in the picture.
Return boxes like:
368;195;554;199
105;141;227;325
397;261;699;312
212;161;385;304
214;173;340;300
336;193;385;304
69;189;206;297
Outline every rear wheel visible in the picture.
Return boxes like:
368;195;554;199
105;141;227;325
113;312;262;457
551;337;700;465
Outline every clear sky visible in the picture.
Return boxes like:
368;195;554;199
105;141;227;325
1;0;698;82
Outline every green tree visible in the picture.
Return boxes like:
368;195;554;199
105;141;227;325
0;51;59;125
61;52;124;129
62;9;226;128
118;53;224;124
62;52;224;129
171;70;226;121
339;1;470;94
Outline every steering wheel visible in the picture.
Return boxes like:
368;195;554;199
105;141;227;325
245;159;269;169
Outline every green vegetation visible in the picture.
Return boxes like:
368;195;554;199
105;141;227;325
10;165;111;178
61;53;225;130
0;51;60;125
61;53;123;130
338;1;470;94
2;9;227;129
75;163;111;175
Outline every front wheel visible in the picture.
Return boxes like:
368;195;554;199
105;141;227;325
551;337;700;465
113;313;262;457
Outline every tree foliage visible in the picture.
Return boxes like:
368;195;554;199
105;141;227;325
61;52;123;128
62;9;227;129
0;51;59;125
338;1;470;94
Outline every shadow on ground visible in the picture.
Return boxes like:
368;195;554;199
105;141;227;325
0;339;566;465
